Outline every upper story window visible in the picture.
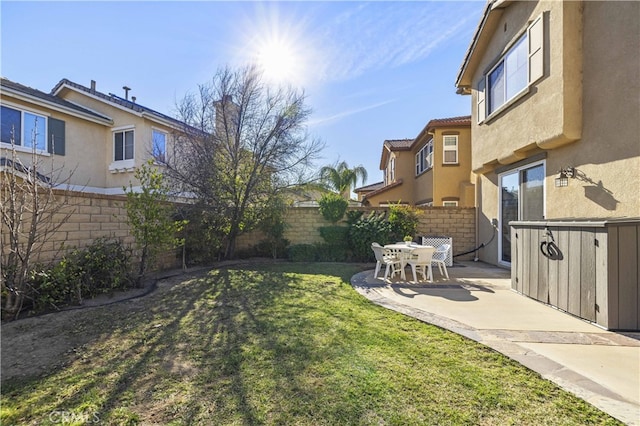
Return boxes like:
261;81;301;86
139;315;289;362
443;135;458;164
415;139;434;175
488;35;527;114
477;13;544;122
443;201;459;207
1;105;65;155
114;129;134;162
385;156;395;185
152;129;167;163
1;105;46;150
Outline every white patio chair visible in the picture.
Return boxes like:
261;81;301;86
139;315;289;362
371;243;402;280
431;244;450;280
405;246;436;282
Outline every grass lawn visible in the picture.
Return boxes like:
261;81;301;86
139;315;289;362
1;262;622;425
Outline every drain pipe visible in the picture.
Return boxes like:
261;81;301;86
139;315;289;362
474;173;480;261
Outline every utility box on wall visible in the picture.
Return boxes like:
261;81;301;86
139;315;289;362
510;218;640;331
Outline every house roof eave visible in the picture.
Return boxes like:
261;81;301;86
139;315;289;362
52;79;200;133
354;181;385;194
1;78;113;125
362;179;404;203
455;0;506;89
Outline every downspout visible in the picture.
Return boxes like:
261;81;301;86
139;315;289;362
474;172;480;262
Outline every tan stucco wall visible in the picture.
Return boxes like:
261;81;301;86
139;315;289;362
58;89;176;192
413;169;434;205
470;1;583;172
432;127;474;207
0;96;110;189
369;150;415;205
468;0;640;266
371;124;473;207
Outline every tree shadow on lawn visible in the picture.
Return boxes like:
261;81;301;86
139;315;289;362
1;263;370;425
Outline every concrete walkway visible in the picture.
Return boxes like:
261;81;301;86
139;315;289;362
351;261;640;425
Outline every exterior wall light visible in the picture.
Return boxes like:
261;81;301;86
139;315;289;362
555;167;575;187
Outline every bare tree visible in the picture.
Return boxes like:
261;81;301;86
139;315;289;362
164;65;323;259
1;128;75;319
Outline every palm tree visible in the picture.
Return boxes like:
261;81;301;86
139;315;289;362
320;161;368;199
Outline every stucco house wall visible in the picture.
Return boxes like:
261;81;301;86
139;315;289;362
364;117;473;208
54;84;178;193
456;0;640;266
431;126;473;207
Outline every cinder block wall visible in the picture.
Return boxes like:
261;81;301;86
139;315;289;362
236;206;477;260
1;190;180;270
4;196;476;267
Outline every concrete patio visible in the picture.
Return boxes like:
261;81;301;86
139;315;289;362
351;261;640;425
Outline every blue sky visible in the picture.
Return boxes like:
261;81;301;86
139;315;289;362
1;1;484;187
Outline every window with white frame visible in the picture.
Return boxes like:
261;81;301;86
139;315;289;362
443;201;458;207
477;13;544;122
498;160;545;264
114;129;134;162
488;35;527;114
1;105;46;151
443;135;458;164
152;129;167;163
415;139;433;175
388;157;395;183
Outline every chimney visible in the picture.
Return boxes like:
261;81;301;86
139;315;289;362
90;80;96;93
122;86;131;100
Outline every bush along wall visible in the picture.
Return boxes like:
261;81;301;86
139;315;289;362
285;205;422;263
348;211;393;262
235;206;477;263
25;238;134;315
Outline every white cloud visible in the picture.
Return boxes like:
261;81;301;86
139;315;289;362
308;99;397;127
312;2;480;83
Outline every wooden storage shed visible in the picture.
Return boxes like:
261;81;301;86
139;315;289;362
510;218;640;331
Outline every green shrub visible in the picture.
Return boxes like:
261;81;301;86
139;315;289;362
318;193;348;223
345;210;364;225
388;204;421;242
258;195;289;259
181;205;226;265
318;226;349;247
236;239;289;259
28;238;134;313
348;211;393;262
287;244;317;262
314;243;348;262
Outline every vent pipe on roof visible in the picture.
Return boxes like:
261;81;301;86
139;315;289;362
123;86;131;100
90;80;96;93
131;96;136;103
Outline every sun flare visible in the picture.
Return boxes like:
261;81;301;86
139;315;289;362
257;40;298;84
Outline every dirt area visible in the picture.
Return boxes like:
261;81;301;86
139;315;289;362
1;271;189;384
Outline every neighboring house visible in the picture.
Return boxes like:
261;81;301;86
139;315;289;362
1;78;190;194
359;116;473;207
354;181;384;203
363;138;413;206
455;0;640;266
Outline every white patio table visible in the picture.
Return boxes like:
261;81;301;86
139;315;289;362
383;243;434;280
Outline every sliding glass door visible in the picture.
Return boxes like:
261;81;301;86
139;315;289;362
499;162;545;264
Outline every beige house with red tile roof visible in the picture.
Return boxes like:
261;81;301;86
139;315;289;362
357;116;473;207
